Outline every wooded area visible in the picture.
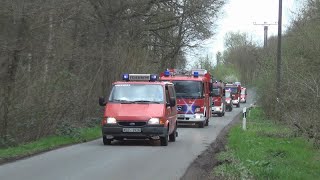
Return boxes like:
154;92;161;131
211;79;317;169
0;0;225;147
218;0;320;146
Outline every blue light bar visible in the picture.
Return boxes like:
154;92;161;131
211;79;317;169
122;74;129;81
164;70;170;77
150;74;157;81
193;71;199;78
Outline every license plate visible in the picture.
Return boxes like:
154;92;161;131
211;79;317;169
122;128;141;133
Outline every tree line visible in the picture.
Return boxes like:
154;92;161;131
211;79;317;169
0;0;225;147
217;0;320;147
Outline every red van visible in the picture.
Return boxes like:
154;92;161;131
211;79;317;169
99;74;178;146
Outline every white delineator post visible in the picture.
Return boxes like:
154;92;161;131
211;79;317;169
242;107;247;131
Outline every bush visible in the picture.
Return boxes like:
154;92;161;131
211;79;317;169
55;121;81;139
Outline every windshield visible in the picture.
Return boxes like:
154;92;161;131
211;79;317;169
241;89;246;95
212;88;220;97
225;91;231;98
172;81;203;98
108;84;164;103
226;87;238;94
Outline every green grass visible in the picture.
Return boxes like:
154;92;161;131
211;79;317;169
0;126;101;161
214;108;320;180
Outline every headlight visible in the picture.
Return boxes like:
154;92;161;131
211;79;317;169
195;107;201;112
106;117;117;124
226;100;230;103
194;114;202;119
148;118;160;124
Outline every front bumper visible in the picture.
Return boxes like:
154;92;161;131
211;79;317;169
177;113;205;124
232;99;239;105
211;106;223;114
102;124;167;139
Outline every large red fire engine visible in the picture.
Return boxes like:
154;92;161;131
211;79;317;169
212;81;226;117
225;83;241;108
160;69;212;128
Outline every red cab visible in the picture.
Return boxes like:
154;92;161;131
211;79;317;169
225;83;241;108
160;69;212;128
240;87;247;103
211;82;226;117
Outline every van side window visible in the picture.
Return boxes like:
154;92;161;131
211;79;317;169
165;85;170;103
168;85;176;99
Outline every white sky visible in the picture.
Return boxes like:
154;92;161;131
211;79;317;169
186;0;304;67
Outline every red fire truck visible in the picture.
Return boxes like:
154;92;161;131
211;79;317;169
160;69;212;128
225;83;241;108
240;87;247;103
211;81;226;117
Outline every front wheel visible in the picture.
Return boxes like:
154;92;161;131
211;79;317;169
169;127;176;142
103;136;112;145
237;103;240;108
205;119;209;126
198;121;205;128
160;133;169;146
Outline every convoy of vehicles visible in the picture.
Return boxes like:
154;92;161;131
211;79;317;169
159;69;212;128
98;70;247;145
99;73;178;146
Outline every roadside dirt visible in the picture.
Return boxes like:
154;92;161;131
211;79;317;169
180;113;241;180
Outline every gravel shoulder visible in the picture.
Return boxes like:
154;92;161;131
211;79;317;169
181;113;241;180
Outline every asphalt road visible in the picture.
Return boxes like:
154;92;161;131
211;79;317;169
0;90;255;180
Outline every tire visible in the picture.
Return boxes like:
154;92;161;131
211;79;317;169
198;121;205;128
103;136;112;145
205;119;209;126
169;125;177;142
218;113;223;117
237;103;240;108
160;134;169;146
222;112;225;116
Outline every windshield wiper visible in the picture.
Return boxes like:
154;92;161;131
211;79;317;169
111;99;134;104
132;100;161;104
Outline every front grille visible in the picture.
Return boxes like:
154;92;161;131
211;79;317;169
177;105;199;114
118;121;147;126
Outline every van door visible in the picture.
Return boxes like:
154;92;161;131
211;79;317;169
167;84;177;133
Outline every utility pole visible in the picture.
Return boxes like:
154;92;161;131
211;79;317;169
276;0;283;120
253;22;277;48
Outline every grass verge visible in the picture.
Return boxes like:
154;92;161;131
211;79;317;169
0;126;101;163
214;107;320;180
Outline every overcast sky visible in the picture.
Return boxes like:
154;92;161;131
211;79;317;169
186;0;304;66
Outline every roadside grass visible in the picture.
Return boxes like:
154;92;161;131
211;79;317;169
214;108;320;180
0;126;101;161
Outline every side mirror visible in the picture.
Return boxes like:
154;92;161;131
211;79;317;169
169;97;176;107
99;97;106;106
209;92;213;97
